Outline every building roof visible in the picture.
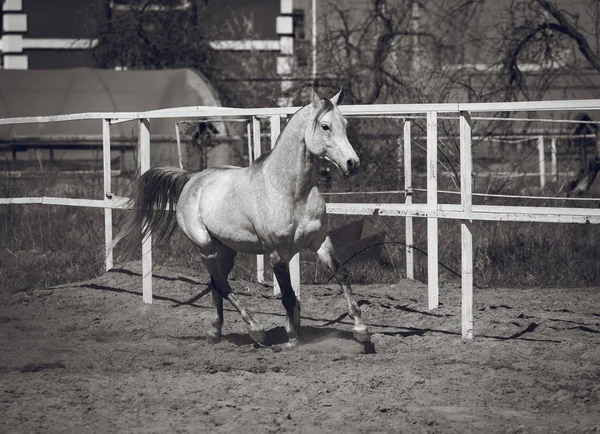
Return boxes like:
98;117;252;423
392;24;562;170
0;67;225;141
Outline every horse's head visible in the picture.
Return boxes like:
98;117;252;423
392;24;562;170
305;89;360;176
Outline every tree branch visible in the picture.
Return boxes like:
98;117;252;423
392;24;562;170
363;0;396;103
537;0;600;73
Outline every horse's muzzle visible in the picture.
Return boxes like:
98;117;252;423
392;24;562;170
346;157;360;176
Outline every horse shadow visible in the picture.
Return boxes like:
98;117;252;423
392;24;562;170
222;325;376;353
77;279;599;345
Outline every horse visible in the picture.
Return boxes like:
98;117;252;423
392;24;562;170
111;89;370;348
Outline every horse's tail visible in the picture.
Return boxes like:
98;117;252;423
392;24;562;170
109;167;194;253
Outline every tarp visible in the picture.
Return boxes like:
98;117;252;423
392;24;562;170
0;67;226;140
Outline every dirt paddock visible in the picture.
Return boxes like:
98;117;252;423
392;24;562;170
1;261;599;433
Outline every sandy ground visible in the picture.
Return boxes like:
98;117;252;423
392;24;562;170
1;261;599;433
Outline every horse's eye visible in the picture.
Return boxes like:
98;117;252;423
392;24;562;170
321;124;330;131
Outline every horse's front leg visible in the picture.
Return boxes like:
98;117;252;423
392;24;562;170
316;236;370;342
271;254;301;348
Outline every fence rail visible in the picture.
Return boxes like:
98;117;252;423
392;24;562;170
2;99;600;341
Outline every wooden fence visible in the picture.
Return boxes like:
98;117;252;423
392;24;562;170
2;100;600;341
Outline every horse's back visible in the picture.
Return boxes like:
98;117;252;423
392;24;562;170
177;165;267;254
181;165;250;209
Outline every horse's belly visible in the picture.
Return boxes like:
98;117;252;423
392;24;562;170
203;206;268;254
220;237;267;255
180;170;269;254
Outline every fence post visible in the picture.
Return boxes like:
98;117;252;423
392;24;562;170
426;111;439;310
403;119;414;280
460;111;474;341
175;122;184;169
102;119;113;272
252;116;266;284
551;137;558;183
538;135;546;189
247;122;253;164
271;115;282;296
139;118;152;304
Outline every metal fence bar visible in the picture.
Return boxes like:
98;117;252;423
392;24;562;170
4;194;598;222
325;202;600;222
2;99;600;126
0;196;129;207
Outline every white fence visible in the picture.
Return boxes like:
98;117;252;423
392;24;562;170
2;100;600;341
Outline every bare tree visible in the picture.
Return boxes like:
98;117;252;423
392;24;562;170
316;0;600;101
314;0;600;194
80;0;600;192
482;0;600;101
314;1;485;190
491;0;600;194
209;13;283;108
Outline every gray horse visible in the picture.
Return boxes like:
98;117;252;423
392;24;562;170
111;89;370;348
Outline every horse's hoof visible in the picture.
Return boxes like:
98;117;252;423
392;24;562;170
249;327;266;345
206;329;222;344
353;329;371;343
284;338;300;349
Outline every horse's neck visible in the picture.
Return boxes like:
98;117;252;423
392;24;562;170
262;106;318;198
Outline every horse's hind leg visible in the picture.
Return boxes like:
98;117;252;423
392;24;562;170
314;236;370;342
206;285;224;344
206;248;236;344
181;214;264;344
201;246;266;345
272;256;301;348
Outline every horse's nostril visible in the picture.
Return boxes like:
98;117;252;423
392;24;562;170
347;158;359;174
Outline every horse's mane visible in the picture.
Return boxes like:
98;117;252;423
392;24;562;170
253;151;271;166
249;99;335;170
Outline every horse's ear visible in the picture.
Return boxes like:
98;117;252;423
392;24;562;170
311;88;322;108
330;88;343;105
